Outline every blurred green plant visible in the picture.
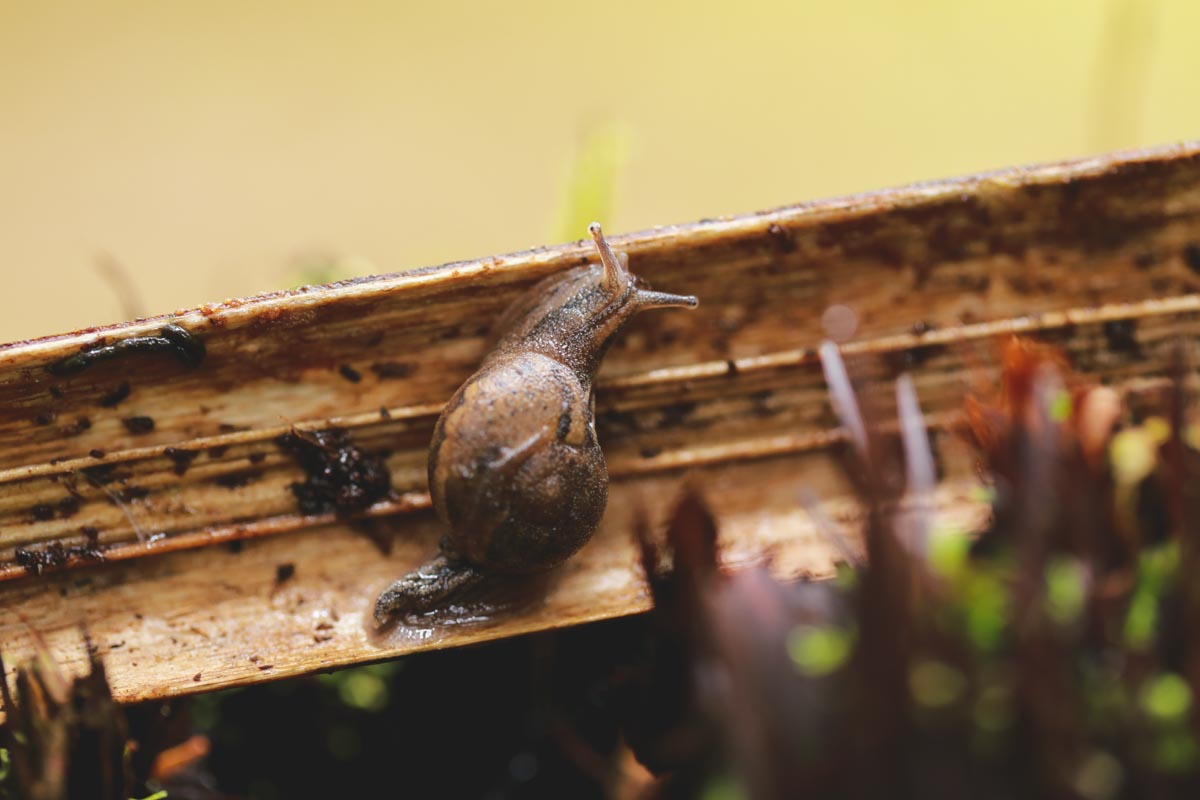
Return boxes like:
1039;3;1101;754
285;250;379;290
786;624;854;677
1091;0;1157;151
552;122;633;242
319;662;400;714
637;338;1200;797
699;773;748;800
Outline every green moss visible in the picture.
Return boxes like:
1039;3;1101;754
964;572;1009;653
1045;557;1086;625
973;681;1014;733
910;659;967;710
1048;389;1072;423
928;526;971;578
787;624;854;677
1140;673;1193;724
334;670;390;713
1152;730;1199;774
700;773;747;800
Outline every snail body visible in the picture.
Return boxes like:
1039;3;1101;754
375;224;697;622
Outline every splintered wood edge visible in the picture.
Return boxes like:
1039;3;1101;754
1;140;1199;712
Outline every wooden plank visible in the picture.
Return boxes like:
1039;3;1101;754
0;461;990;708
2;142;1200;707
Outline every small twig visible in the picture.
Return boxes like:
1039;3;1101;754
94;252;147;321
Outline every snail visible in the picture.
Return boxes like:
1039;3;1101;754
374;223;698;623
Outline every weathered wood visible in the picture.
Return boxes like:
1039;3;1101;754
0;467;988;709
1;142;1199;708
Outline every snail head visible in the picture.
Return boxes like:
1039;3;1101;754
587;222;699;311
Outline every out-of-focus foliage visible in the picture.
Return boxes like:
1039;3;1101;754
0;647;129;800
617;339;1200;798
552;122;633;243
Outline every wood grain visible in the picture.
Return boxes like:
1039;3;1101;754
2;141;1199;708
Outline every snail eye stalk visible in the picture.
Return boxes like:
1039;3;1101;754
588;222;627;296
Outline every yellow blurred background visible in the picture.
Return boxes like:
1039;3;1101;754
1;0;1195;343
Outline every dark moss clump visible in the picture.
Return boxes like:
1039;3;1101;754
14;538;104;576
276;429;391;516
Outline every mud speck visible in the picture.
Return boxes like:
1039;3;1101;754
57;496;82;518
911;320;937;335
122;416;155;435
1102;318;1140;354
215;470;257;489
275;563;296;584
81;463;128;486
661;402;697;427
888;341;947;373
164;447;200;475
117;486;150;502
766;222;797;254
370;362;417;380
276;428;391;515
1185;243;1200;275
99;381;132;408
